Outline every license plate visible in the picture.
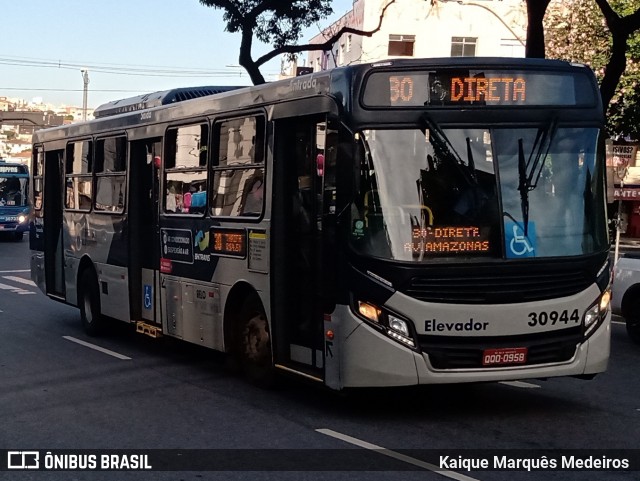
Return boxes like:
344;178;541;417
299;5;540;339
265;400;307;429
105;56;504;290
482;347;528;366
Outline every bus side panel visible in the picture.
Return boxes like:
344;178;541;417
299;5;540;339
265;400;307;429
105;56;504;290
94;262;131;321
62;211;130;321
160;275;223;349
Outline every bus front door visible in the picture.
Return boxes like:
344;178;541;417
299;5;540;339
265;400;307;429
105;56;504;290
272;116;336;381
43;150;65;298
128;139;161;326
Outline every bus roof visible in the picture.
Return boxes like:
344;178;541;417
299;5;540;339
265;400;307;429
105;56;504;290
93;86;247;119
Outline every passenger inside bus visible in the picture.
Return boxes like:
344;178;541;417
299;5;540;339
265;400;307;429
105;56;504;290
190;189;207;214
241;175;264;216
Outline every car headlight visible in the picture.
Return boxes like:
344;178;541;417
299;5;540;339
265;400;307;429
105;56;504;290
583;289;611;338
355;300;416;349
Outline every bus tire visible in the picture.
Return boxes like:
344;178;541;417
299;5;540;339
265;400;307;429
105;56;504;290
13;232;23;241
625;297;640;345
236;294;274;386
79;268;105;336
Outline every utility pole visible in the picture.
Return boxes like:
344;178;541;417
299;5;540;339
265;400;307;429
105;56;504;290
81;69;89;121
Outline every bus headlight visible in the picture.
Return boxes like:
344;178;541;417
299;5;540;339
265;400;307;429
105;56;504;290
583;289;611;338
354;300;416;349
388;314;410;337
18;215;26;224
357;301;381;323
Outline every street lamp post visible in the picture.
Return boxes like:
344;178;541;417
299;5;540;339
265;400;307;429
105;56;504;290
80;69;89;121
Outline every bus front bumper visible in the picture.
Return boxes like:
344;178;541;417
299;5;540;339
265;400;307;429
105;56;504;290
332;306;610;388
0;221;29;233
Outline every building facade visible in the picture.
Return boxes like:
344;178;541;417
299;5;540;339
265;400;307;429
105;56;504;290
306;0;527;72
606;141;640;240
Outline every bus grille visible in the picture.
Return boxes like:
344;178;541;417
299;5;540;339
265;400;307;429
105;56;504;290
418;328;582;370
402;267;591;304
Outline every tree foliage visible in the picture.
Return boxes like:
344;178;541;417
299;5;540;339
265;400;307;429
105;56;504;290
199;0;397;85
199;0;333;85
544;0;640;138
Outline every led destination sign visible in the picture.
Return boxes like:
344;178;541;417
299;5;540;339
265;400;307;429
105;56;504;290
363;69;596;107
209;227;247;258
0;165;26;174
406;226;491;255
450;76;526;102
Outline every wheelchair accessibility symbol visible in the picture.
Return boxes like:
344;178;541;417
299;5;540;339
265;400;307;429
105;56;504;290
144;284;152;310
505;221;536;258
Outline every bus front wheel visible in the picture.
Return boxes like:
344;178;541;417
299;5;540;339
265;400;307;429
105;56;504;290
236;295;274;386
79;269;105;336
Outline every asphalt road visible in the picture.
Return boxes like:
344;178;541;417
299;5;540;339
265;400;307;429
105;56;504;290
1;238;639;481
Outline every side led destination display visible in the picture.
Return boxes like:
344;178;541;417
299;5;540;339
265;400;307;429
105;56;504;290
0;165;27;174
209;227;247;258
405;226;491;255
362;69;597;107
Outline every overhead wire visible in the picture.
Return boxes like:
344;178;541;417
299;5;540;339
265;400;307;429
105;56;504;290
0;56;253;78
0;55;278;95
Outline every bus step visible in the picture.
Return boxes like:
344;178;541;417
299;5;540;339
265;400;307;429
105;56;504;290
136;321;163;338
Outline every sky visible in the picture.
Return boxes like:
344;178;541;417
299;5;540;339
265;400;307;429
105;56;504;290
1;0;354;109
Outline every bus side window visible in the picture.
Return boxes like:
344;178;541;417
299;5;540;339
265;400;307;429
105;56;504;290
211;115;265;218
65;139;93;212
164;123;209;215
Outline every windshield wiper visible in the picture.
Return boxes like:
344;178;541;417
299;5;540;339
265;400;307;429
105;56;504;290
517;115;558;236
421;113;477;186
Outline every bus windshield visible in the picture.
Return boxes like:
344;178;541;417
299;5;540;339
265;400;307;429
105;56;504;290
349;125;606;261
0;176;28;207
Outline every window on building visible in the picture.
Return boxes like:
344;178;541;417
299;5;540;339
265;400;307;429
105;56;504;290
164;123;209;215
94;136;127;213
65;139;93;211
388;34;415;57
211;115;265;218
346;34;352;53
339;43;345;65
451;37;477;57
500;38;525;57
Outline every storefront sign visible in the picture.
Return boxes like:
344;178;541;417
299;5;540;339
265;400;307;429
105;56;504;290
613;187;640;200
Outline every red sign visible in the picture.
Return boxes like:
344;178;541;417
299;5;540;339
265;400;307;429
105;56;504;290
160;258;173;274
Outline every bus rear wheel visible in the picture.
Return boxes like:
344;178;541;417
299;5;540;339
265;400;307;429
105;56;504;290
79;269;105;336
236;295;274;386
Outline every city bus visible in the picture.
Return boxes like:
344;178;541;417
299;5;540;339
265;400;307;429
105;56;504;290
30;58;611;389
0;161;30;241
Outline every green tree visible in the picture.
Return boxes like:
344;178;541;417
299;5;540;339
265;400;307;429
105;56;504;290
593;0;640;137
199;0;397;85
199;0;331;85
544;0;640;137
